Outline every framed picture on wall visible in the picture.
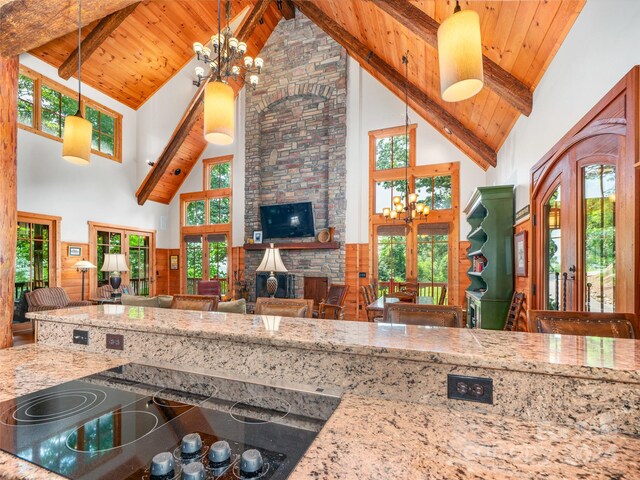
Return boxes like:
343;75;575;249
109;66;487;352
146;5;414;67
170;255;179;270
514;231;528;277
253;231;263;244
68;246;82;257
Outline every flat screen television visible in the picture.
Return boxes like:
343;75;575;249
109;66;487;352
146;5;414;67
260;202;315;239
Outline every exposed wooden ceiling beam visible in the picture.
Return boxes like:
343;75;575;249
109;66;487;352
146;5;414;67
277;0;295;20
370;0;533;116
58;2;139;80
0;0;140;57
136;0;276;205
292;0;496;169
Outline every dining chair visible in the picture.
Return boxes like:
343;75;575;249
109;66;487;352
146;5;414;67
197;280;222;297
318;284;350;320
528;310;635;338
384;291;417;303
170;294;218;312
382;303;465;327
437;285;448;305
504;292;526;331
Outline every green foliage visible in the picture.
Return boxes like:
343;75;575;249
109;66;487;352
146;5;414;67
86;106;116;155
18;75;34;127
40;84;77;138
15;222;50;298
209;241;228;278
375;134;408;170
417;235;448;283
209;162;231;189
209;198;230;224
377;235;406;282
186;201;205;226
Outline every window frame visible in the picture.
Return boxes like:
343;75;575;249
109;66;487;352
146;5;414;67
18;65;123;163
368;125;460;305
203;155;233;191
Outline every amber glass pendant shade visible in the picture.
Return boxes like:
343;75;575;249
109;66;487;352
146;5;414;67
62;114;92;165
204;80;234;145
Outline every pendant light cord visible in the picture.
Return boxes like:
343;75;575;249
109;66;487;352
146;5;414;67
403;51;409;203
217;0;222;82
77;0;82;107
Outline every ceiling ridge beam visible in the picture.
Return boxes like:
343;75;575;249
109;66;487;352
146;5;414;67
58;2;140;80
370;0;533;117
292;0;496;169
136;0;276;205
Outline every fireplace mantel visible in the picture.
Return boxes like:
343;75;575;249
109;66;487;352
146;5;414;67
243;241;340;250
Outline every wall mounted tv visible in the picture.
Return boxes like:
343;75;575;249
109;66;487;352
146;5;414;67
260;202;315;239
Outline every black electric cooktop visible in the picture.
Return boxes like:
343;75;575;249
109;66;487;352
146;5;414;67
0;363;341;479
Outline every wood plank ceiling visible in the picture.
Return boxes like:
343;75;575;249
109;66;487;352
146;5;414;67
22;0;585;202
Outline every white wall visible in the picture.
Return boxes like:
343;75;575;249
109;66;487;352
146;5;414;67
487;0;640;210
345;58;487;243
17;54;171;247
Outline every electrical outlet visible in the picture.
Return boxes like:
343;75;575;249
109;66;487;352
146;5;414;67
106;333;124;351
72;329;89;345
447;374;493;404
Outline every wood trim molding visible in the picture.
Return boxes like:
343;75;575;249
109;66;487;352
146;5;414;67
292;0;496;170
370;0;533;116
202;155;233;191
17;211;62;289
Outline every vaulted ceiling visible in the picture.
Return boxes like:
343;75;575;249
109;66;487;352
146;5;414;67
0;0;585;203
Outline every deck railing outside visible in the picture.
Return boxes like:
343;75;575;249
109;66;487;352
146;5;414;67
377;280;447;304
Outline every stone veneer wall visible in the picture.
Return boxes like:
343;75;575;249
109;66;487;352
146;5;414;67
244;13;347;298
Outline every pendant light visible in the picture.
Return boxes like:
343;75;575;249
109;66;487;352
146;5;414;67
437;0;484;103
62;0;93;164
204;0;235;145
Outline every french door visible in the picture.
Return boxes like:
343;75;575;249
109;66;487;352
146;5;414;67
183;233;229;294
90;223;155;297
534;134;620;312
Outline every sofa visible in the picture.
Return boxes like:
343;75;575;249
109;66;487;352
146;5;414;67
25;287;93;312
120;295;246;314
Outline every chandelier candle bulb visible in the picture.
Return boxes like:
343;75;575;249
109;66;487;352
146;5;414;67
232;65;240;76
395;204;404;213
416;203;425;213
390;210;398;219
195;66;204;78
244;56;253;68
382;208;391;218
228;37;238;50
393;195;402;205
193;42;203;54
255;57;264;73
238;42;247;54
408;193;418;204
250;75;259;88
202;46;211;59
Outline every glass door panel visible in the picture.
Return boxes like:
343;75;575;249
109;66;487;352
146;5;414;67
417;223;449;302
185;236;203;294
376;224;407;294
582;164;616;312
96;231;121;287
129;234;150;296
15;222;50;300
207;234;228;294
543;186;562;310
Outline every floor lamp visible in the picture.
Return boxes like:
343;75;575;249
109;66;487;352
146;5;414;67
73;259;96;301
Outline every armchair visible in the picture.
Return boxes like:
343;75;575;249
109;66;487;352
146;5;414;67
25;287;92;312
318;284;349;320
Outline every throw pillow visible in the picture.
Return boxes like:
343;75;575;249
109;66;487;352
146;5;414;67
217;298;247;314
121;295;160;308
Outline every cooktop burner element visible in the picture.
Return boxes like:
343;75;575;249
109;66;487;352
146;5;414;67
1;389;107;426
0;364;341;480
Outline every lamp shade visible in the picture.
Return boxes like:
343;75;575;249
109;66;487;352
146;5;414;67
256;244;287;273
62;114;93;164
73;260;96;270
100;254;129;272
204;80;234;145
437;8;484;102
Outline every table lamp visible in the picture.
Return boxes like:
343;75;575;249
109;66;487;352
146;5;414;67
100;254;129;298
73;259;96;301
256;244;287;298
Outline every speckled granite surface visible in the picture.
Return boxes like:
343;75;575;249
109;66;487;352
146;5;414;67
0;345;127;480
291;394;640;479
30;306;640;383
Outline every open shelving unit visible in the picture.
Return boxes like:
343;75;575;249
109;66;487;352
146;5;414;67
463;186;514;329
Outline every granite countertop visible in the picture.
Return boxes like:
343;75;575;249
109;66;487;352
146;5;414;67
0;345;638;480
291;393;640;479
30;306;640;384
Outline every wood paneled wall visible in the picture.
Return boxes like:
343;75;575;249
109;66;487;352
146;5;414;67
60;242;90;301
156;248;180;295
458;241;472;306
514;220;532;306
345;244;369;321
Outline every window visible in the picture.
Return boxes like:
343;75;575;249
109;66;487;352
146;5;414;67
129;234;151;296
96;231;122;287
180;156;233;295
86;104;117;156
41;84;78;138
17;65;122;162
369;125;459;305
18;74;35;127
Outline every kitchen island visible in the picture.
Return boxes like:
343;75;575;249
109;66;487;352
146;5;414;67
0;343;638;479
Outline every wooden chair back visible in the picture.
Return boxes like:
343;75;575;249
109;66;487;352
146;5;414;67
319;284;350;320
170;294;218;312
504;292;526;331
255;298;314;318
528;310;636;339
384;291;417;303
366;284;378;301
360;285;372;306
438;285;448;305
383;303;465;327
398;281;419;295
197;280;221;297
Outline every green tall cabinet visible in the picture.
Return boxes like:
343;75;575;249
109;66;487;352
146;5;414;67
464;186;514;329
